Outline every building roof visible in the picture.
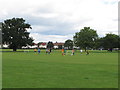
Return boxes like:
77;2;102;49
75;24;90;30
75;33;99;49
33;42;47;46
32;43;37;45
41;43;46;46
33;42;64;46
54;42;64;46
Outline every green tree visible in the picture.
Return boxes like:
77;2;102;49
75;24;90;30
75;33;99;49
2;18;34;51
118;36;120;49
94;37;104;49
102;33;119;51
73;27;98;51
47;41;54;49
64;39;73;49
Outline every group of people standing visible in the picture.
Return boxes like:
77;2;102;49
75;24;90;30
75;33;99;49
45;48;52;54
34;48;41;53
61;49;75;56
33;48;89;55
34;48;52;54
61;49;89;56
80;49;89;55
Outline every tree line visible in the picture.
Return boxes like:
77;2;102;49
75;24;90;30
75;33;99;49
73;27;120;51
1;18;120;51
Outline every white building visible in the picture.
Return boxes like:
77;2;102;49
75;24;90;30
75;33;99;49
53;42;64;49
39;43;47;48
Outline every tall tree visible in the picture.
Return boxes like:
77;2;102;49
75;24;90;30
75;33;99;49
2;18;34;51
73;27;98;51
64;39;73;49
94;37;104;49
47;41;54;49
118;36;120;49
102;33;119;51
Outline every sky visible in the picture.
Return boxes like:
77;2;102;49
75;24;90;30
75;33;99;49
0;0;119;43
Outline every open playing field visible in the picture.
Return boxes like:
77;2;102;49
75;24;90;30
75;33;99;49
2;50;118;88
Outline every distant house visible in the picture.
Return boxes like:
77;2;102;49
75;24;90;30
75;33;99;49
31;42;64;49
54;42;64;49
39;43;47;48
2;42;65;49
23;42;47;49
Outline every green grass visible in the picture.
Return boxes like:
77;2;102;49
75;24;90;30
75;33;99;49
2;50;118;88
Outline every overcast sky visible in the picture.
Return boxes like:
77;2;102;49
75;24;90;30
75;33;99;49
0;0;119;43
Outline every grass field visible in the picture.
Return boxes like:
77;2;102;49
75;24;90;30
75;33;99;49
2;50;118;88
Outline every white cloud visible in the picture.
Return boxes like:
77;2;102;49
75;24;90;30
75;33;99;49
29;25;55;33
30;33;73;43
0;0;119;42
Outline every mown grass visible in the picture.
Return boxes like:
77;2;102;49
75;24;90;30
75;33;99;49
2;50;118;88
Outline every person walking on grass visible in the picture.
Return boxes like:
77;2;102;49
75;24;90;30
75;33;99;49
61;48;64;56
38;48;40;53
50;48;52;53
46;48;48;54
80;49;83;55
48;48;50;54
34;48;37;52
71;49;75;56
64;49;66;55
